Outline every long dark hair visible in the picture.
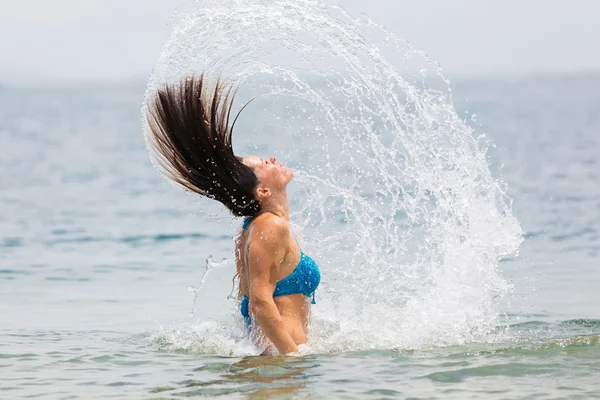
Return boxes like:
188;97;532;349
145;74;260;217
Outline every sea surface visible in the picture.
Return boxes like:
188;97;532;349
1;73;600;399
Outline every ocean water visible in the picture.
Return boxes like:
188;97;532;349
2;73;599;399
2;2;600;399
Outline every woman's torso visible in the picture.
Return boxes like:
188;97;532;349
235;216;316;345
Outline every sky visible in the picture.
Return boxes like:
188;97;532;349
1;0;599;83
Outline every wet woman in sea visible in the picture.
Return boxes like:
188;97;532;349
145;75;321;355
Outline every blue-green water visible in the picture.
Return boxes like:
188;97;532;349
1;73;599;399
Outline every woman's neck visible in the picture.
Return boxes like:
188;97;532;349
260;192;290;220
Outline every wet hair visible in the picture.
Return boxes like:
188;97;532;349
145;74;260;217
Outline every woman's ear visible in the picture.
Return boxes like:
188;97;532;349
256;187;271;199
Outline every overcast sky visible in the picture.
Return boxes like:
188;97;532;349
1;0;599;83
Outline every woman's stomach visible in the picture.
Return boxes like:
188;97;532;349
274;294;311;345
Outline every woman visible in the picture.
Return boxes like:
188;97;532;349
145;74;320;355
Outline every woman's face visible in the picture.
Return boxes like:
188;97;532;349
242;155;293;198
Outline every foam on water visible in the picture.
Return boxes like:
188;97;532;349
143;0;523;354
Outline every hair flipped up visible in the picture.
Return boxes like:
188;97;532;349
145;74;260;217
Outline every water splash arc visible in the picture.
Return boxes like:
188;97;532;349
142;0;523;354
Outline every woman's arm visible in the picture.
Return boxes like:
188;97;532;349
247;216;298;354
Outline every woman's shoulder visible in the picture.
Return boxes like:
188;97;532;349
251;213;290;237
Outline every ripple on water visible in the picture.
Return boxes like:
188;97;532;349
562;319;600;326
424;362;563;383
106;381;144;387
0;353;38;359
0;269;29;276
43;232;218;248
1;237;22;248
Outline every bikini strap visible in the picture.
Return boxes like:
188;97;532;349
290;232;300;247
242;216;254;230
291;231;304;253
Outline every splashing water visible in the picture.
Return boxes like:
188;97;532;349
186;255;231;318
143;0;523;354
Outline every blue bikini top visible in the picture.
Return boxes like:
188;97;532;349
240;214;320;324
